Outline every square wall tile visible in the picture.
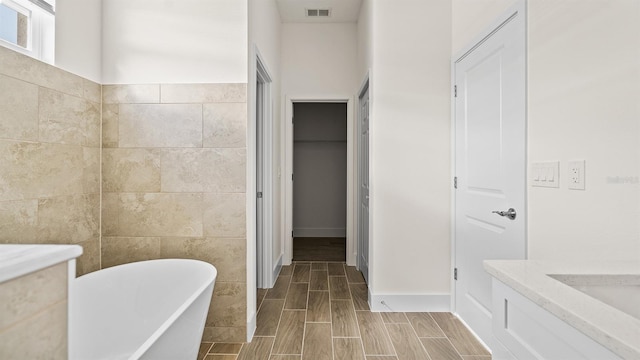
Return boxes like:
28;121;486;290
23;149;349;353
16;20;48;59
203;193;246;237
101;193;119;236
160;84;246;103
37;194;100;244
102;149;161;192
38;88;100;146
82;79;101;104
208;282;246;327
161;149;246;193
119;104;203;148
0;141;84;201
0;74;38;141
0;200;38;243
83;147;100;194
76;238;100;276
117;193;203;237
102;104;119;148
160;237;246;282
102;84;160;104
0;45;83;98
101;237;162;268
203;103;247;148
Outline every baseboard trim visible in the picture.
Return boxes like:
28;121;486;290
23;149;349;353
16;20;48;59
294;228;346;237
271;254;283;288
369;291;451;312
247;311;256;342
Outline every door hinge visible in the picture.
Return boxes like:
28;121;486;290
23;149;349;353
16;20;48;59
257;192;263;199
291;231;294;238
454;176;458;189
292;173;294;182
454;268;458;281
454;85;457;97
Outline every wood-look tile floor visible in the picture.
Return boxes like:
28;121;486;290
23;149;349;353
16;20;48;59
199;262;491;360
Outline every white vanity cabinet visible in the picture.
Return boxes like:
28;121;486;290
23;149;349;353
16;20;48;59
484;260;640;360
491;278;622;360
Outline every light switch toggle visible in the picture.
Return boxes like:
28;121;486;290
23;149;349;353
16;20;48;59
532;161;559;188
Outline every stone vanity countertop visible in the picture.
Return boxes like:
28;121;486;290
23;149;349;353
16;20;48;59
484;260;640;359
0;244;83;284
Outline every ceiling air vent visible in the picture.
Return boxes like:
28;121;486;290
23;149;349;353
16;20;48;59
306;8;331;17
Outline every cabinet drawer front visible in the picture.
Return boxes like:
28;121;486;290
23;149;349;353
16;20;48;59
492;279;621;360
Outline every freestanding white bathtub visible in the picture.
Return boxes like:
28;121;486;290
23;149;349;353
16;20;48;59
69;259;217;360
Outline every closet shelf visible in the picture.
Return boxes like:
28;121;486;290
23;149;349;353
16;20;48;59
294;140;347;143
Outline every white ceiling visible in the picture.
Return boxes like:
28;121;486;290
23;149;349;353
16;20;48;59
276;0;363;23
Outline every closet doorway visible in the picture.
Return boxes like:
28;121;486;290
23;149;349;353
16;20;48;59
292;103;347;262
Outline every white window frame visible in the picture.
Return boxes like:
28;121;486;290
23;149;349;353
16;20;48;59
0;0;54;63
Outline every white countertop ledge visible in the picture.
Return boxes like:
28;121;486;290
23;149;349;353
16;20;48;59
484;260;640;360
0;244;83;284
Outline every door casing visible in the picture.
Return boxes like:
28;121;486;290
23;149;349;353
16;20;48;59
255;54;274;289
284;96;356;266
357;76;370;283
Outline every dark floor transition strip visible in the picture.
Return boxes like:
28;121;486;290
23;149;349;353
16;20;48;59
293;237;346;262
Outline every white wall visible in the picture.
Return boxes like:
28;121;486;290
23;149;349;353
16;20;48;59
55;0;102;82
249;0;282;272
281;23;358;96
281;22;358;265
369;0;452;299
356;0;372;83
452;0;640;261
102;0;247;84
451;0;516;55
527;0;640;261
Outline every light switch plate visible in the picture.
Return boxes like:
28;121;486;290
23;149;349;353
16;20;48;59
532;161;560;188
568;160;585;190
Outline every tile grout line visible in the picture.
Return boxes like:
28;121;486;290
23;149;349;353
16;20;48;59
299;263;309;360
265;270;289;358
379;310;400;357
328;266;336;360
345;263;368;359
429;312;467;359
405;313;435;360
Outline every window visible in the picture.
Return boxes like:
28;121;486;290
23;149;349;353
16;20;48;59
0;0;54;63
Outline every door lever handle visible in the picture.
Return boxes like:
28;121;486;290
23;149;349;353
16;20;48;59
492;208;517;220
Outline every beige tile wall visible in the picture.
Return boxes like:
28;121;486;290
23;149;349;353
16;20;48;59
101;83;248;342
0;46;101;276
0;46;248;343
0;262;69;359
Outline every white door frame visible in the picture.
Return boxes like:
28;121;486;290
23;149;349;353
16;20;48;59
356;73;370;281
248;45;276;310
284;95;356;266
450;0;528;316
256;51;274;289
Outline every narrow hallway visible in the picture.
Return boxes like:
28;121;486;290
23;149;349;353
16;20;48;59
199;262;490;360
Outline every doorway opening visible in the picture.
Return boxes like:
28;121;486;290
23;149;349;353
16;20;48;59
292;102;347;262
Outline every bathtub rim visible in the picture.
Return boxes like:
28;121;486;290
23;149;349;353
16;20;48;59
71;258;217;360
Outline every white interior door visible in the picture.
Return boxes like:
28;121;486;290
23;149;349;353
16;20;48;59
358;84;370;283
255;54;274;289
256;76;265;288
454;3;526;354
